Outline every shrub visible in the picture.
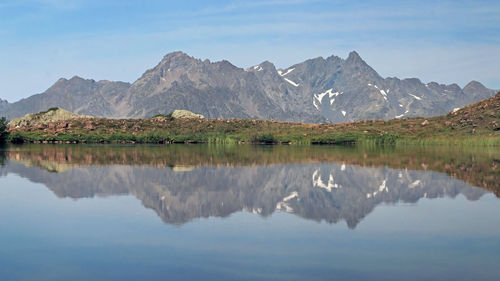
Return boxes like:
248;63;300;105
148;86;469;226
40;107;60;114
252;133;277;144
0;117;8;142
7;131;25;144
152;113;174;121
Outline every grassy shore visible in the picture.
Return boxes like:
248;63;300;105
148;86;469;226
5;93;500;146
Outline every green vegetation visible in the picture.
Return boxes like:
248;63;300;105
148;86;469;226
0;117;8;142
4;92;500;146
40;107;60;114
6;116;498;146
152;113;174;121
251;133;277;144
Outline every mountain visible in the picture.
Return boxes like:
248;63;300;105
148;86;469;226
0;98;7;110
0;77;131;119
122;52;321;121
0;51;496;122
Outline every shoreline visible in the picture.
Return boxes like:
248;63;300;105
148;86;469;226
3;92;499;146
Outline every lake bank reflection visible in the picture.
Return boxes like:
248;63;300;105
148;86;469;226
0;144;497;228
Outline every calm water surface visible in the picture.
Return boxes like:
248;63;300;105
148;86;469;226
0;144;499;281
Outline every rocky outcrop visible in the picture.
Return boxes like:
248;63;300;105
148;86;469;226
7;107;91;128
171;109;205;119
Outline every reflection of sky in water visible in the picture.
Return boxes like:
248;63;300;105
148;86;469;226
1;161;500;280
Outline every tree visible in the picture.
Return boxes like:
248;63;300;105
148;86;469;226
0;117;7;142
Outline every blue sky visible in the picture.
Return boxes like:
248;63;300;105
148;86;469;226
0;0;499;102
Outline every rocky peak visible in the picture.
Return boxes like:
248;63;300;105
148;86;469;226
342;50;382;80
160;51;198;66
47;76;96;92
462;80;496;103
161;51;192;62
246;61;275;72
346;51;362;64
403;78;424;86
464;80;488;92
213;59;240;72
326;55;343;66
69;75;88;82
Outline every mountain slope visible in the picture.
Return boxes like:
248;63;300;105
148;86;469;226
0;77;131;119
0;51;496;122
122;52;323;122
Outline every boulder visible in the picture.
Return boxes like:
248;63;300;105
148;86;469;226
171;110;205;119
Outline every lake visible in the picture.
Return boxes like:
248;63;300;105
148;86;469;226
0;144;499;281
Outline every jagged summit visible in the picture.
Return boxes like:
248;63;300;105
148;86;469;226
249;61;276;73
161;51;192;61
347;50;362;61
0;51;496;123
464;80;490;91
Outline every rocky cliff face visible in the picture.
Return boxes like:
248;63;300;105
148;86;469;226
123;52;301;120
0;51;496;122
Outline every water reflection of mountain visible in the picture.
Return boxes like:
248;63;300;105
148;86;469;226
1;145;493;228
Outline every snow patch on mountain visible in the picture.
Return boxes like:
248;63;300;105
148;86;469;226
247;65;263;72
379;90;388;100
284;78;299;87
313;89;343;110
396;108;410;119
278;68;294;76
368;84;389;101
408;93;422;100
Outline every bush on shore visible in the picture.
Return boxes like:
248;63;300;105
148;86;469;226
0;117;8;142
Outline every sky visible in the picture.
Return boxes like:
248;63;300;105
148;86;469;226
0;0;499;102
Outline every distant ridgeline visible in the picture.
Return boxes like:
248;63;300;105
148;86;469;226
0;51;497;123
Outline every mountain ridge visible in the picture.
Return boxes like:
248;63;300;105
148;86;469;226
0;51;496;122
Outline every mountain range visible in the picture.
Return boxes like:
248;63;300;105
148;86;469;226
0;51;496;123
